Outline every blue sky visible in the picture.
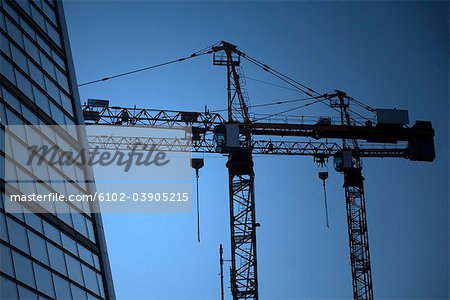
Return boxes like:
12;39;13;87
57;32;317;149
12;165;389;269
64;1;448;299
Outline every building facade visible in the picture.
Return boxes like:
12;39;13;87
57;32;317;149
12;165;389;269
0;0;115;299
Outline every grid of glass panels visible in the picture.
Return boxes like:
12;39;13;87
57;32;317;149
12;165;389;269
1;0;65;70
0;4;75;122
9;0;61;47
0;86;96;241
0;1;110;299
1;208;105;299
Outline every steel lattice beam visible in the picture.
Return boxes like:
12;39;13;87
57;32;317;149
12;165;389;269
86;135;411;159
343;159;373;300
228;171;258;299
83;106;225;129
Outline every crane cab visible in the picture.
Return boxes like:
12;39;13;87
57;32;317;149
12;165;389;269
213;124;240;153
333;150;355;173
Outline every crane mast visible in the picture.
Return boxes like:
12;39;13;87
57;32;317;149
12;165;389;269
334;90;373;300
82;41;435;300
213;42;259;299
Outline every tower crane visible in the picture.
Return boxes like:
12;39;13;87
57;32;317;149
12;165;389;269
81;41;435;300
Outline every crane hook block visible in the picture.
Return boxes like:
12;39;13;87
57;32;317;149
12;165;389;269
191;158;204;171
318;171;329;181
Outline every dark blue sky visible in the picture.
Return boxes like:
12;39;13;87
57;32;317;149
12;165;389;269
64;1;448;299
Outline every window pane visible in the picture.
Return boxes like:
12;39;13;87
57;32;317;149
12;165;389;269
43;221;61;245
16;0;31;15
29;62;45;88
86;220;95;242
0;244;15;277
42;2;57;24
49;102;65;125
19;18;35;39
10;44;28;73
5;19;23;48
18;286;38;300
65;253;84;285
24;212;44;234
0;155;4;181
23;36;40;63
12;251;36;288
70;284;88;300
72;212;88;237
57;211;73;228
28;230;49;265
78;244;94;266
0;56;16;83
47;243;67;276
46;22;60;47
36;36;50;55
32;86;51;116
5;106;23;125
93;255;100;271
0;16;4;34
0;275;19;300
40;54;55;78
44;77;60;104
0;104;6;126
2;88;22;114
31;6;46;30
51;51;65;70
14;70;33;99
31;0;43;10
0;212;9;242
53;274;72;299
81;264;99;295
1;33;11;56
55;68;69;92
97;273;105;298
3;2;19;22
61;232;78;255
6;217;30;254
33;262;55;298
21;104;39;124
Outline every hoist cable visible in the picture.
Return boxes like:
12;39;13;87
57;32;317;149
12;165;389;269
245;76;306;93
322;180;330;228
241;55;347;118
195;170;201;243
241;54;375;122
250;96;318;109
252;99;322;122
210;96;318;113
78;42;221;87
243;55;318;97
